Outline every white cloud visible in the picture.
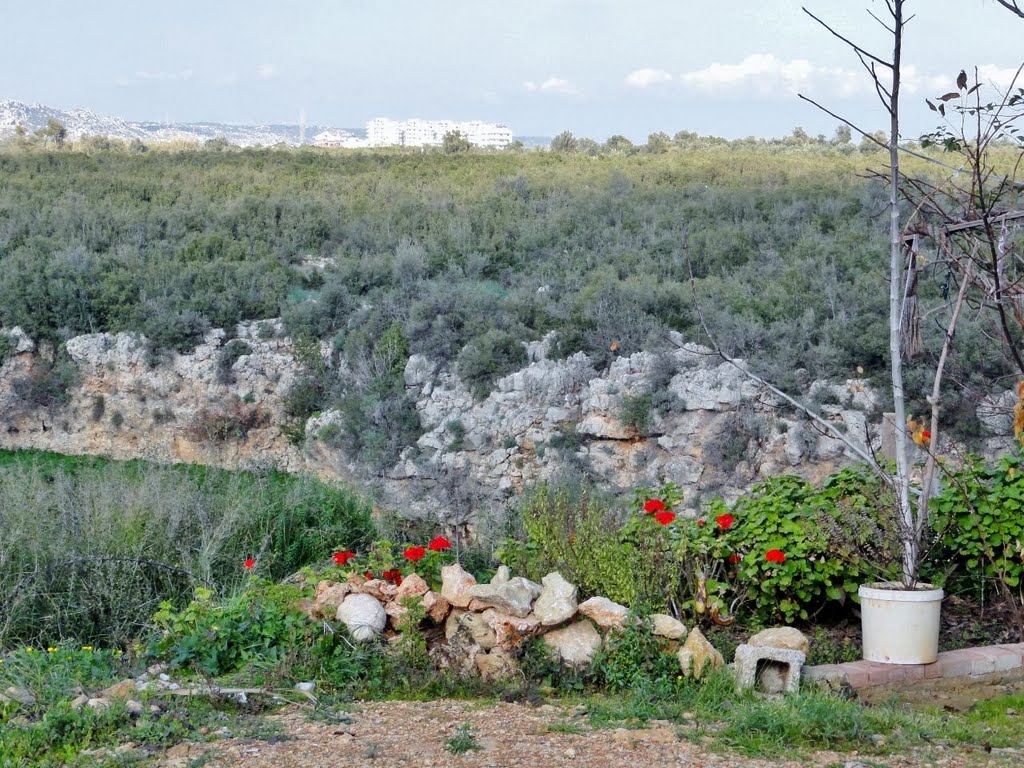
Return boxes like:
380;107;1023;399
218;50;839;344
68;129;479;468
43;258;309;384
678;54;1023;102
524;76;578;95
679;53;864;98
256;63;278;80
978;64;1023;92
116;69;194;86
625;68;673;89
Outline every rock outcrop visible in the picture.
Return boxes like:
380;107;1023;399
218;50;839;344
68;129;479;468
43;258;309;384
0;322;946;526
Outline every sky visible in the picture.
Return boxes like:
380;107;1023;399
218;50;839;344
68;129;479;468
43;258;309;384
2;0;1022;141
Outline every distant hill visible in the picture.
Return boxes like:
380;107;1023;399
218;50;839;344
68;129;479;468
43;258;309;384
0;100;354;147
0;100;546;148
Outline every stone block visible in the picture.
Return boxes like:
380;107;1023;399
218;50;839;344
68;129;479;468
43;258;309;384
734;643;805;695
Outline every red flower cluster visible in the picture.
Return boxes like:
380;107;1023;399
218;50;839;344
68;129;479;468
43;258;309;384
765;549;786;564
729;553;742;565
716;513;735;531
428;536;451;551
332;550;356;566
404;545;426;562
243;558;256;569
654;510;676;526
643;498;666;513
382;569;403;586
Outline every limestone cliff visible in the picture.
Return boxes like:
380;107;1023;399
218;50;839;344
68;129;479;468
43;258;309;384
3;323;994;527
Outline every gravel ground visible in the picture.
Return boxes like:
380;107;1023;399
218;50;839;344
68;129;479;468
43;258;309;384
149;699;1019;768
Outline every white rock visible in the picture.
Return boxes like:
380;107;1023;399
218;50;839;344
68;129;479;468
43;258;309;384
747;626;810;654
441;563;477;608
337;593;387;642
543;619;603;667
651;614;688;640
533;572;578;626
577;596;629;629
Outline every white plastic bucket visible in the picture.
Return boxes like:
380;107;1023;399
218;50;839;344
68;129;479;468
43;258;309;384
859;582;944;664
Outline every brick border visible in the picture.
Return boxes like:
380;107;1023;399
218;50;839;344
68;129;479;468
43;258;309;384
803;643;1024;689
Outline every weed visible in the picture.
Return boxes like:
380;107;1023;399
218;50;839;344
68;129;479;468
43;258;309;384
445;724;482;754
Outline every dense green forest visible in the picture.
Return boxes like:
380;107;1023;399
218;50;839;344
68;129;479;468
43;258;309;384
0;139;1015;448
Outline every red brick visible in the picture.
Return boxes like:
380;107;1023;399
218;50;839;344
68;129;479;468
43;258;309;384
884;666;908;684
866;663;897;685
902;665;926;681
844;668;870;688
937;652;972;678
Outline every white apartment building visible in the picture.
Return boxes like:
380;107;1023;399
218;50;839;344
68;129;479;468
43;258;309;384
366;117;513;149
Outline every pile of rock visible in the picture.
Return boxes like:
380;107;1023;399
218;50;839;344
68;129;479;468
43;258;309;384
302;563;728;682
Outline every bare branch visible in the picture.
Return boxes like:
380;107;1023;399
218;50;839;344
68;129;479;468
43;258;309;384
803;6;894;68
797;94;965;173
995;0;1024;19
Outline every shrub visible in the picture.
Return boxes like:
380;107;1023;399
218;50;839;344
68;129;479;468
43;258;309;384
149;581;315;677
499;479;666;607
10;357;79;409
619;392;653;434
216;339;253;384
696;469;901;623
0;333;15;367
187;399;265;443
457;329;527;399
932;452;1024;601
593;615;678;692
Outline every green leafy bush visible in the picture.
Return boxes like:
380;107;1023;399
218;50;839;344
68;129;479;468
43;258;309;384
932;452;1024;597
593;615;678;692
619;392;653;434
0;333;15;367
504;468;900;625
150;581;314;676
698;469;900;623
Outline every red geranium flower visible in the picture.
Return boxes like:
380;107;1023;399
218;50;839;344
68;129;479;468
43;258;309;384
729;553;742;564
363;571;375;580
393;573;403;586
654;510;676;526
765;549;786;564
243;558;256;569
428;535;451;551
383;569;403;585
332;550;355;566
716;513;735;531
404;546;426;562
643;498;666;513
696;519;706;527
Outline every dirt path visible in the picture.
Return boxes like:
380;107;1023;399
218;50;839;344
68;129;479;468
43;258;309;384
150;699;1014;768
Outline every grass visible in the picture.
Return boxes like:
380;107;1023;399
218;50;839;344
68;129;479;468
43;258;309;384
571;669;1024;760
5;642;1024;764
0;448;374;649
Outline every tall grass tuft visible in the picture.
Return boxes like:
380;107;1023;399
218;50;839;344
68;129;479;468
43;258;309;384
0;450;375;649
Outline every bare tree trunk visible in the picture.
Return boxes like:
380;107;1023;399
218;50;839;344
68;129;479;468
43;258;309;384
885;0;917;586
